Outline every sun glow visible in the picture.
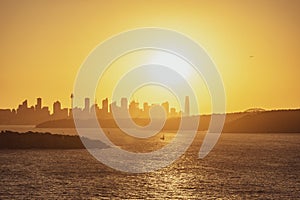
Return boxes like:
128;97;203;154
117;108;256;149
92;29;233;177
0;1;299;112
95;49;212;115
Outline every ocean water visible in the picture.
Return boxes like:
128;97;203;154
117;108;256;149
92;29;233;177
0;132;299;199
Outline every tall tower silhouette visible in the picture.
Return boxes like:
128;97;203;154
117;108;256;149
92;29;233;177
184;96;190;116
84;98;90;113
70;93;74;108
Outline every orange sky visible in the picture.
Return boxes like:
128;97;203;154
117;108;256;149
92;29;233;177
0;0;299;114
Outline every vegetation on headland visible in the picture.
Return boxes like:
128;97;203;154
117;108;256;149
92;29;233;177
0;131;109;149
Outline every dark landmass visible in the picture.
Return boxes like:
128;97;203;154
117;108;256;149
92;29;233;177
36;112;247;130
35;109;300;133
0;131;109;149
36;117;208;130
222;109;300;133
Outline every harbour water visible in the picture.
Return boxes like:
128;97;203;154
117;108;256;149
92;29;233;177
0;126;299;199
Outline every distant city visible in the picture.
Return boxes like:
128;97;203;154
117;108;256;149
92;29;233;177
0;94;190;125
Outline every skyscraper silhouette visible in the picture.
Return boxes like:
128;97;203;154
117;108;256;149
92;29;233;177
84;98;90;113
184;96;190;116
121;98;128;110
102;98;108;114
53;101;61;114
162;101;169;116
35;98;42;111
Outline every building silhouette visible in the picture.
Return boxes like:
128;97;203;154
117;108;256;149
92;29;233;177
53;101;68;120
102;98;108;115
84;98;90;113
129;100;141;118
162;101;169;116
35;98;42;111
121;98;128;111
184;96;190;117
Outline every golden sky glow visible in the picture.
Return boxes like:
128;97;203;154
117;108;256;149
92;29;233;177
0;0;299;113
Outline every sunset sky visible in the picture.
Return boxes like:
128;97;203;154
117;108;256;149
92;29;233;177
0;0;299;114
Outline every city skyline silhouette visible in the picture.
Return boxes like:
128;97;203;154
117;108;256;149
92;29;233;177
0;95;191;125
